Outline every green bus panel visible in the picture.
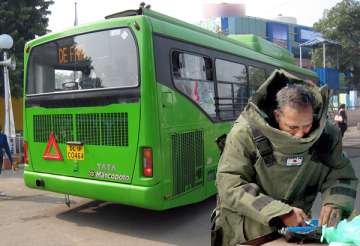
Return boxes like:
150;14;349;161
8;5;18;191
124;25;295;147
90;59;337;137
23;6;317;210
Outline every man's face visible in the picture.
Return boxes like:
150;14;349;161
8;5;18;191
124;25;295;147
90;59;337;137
274;105;313;138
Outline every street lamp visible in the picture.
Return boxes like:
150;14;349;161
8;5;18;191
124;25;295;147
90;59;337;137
0;34;13;49
0;34;16;70
0;34;16;159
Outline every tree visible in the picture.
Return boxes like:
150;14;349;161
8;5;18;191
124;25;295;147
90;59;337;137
0;0;54;97
313;0;360;89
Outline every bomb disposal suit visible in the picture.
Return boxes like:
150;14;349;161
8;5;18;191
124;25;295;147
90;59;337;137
214;71;358;245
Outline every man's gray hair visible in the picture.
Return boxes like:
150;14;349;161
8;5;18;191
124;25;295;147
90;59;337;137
276;84;315;111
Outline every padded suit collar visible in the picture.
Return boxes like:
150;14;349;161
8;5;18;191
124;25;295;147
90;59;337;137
241;70;329;155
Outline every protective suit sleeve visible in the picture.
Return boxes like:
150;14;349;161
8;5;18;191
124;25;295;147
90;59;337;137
320;125;358;215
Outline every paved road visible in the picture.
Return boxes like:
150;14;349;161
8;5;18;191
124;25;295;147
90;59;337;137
0;127;359;246
0;168;214;246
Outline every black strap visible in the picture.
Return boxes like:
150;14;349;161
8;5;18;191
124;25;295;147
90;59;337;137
250;127;275;167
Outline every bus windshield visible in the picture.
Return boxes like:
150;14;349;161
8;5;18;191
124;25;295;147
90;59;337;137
26;28;138;95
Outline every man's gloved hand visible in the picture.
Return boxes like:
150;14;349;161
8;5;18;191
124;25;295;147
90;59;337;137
319;204;342;227
280;207;310;227
278;208;321;244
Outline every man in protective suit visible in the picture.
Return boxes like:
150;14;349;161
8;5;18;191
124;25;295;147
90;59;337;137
213;70;358;245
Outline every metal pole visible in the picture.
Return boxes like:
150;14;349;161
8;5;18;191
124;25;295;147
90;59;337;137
323;43;326;85
74;1;78;26
336;47;339;69
4;51;9;137
3;51;16;154
299;45;303;68
3;51;11;161
323;43;326;69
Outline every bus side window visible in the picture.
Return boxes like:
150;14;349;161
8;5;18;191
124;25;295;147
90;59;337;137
171;51;216;117
248;66;267;96
215;59;248;120
172;52;182;78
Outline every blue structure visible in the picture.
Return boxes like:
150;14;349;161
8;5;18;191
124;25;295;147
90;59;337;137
300;37;341;91
266;22;291;53
216;16;320;64
314;68;339;90
200;12;342;90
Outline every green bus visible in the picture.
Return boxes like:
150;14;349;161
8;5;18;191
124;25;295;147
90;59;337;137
23;5;318;210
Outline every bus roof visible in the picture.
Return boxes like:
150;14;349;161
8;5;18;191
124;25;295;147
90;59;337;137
137;8;317;79
227;34;295;64
27;6;317;79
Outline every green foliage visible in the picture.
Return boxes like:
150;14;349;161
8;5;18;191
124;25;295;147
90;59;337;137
313;0;360;89
0;0;54;97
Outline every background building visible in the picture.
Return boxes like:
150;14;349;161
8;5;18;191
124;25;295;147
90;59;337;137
198;3;359;109
200;3;320;69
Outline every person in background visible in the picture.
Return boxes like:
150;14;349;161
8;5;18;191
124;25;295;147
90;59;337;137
0;127;14;196
335;104;348;136
212;70;358;245
0;127;13;175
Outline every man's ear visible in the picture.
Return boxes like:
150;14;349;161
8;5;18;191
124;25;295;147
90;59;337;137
274;109;281;123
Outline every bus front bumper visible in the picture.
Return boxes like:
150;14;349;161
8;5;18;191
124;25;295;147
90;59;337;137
24;170;165;210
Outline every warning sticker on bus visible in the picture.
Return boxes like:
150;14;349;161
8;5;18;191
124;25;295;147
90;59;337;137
66;143;84;160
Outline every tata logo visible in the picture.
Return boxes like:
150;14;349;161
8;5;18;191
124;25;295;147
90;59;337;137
96;163;116;172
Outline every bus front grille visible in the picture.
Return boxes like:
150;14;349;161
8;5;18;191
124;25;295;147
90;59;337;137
171;131;204;196
33;113;128;146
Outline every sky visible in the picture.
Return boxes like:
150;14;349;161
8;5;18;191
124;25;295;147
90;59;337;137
48;0;342;32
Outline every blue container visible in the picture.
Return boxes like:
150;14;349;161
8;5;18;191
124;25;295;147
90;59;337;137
287;219;319;233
